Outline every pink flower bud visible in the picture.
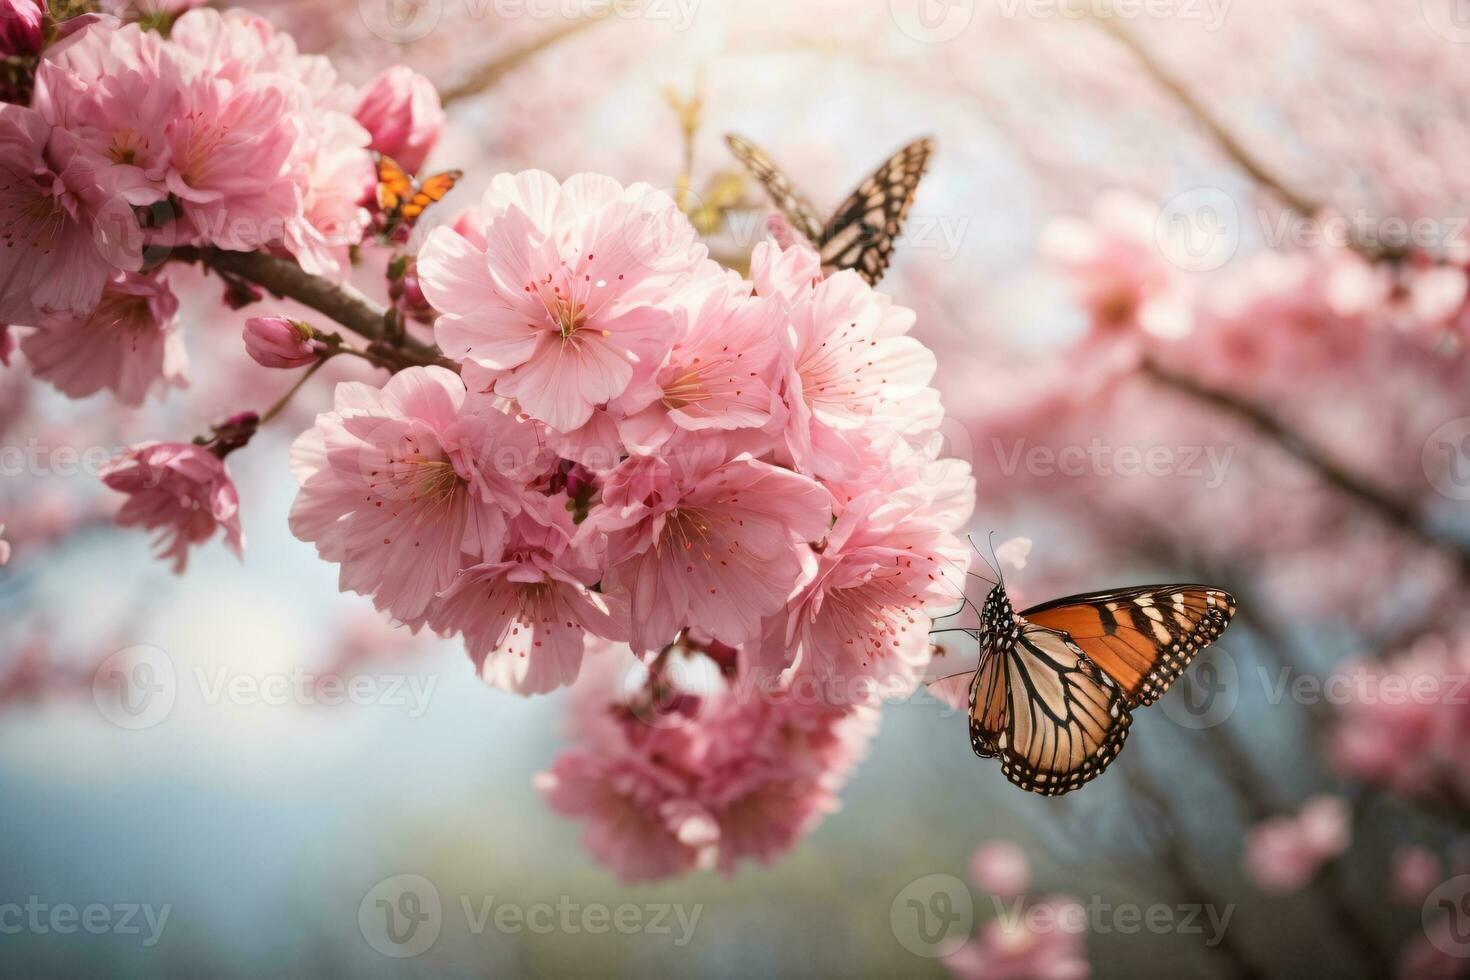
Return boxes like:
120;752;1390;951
243;316;321;369
0;324;13;367
353;66;445;174
0;0;43;58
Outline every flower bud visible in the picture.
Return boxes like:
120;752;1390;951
244;316;322;369
0;1;44;58
354;66;445;174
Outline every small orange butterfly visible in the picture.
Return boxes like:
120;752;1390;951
375;155;462;234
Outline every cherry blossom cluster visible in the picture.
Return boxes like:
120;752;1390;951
292;171;972;701
1;5;441;405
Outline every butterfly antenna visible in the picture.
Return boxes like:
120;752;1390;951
988;531;1005;589
967;533;1002;586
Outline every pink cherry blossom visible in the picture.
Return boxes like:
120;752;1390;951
0;103;142;325
21;271;187;405
354;65;445;174
429;500;629;695
418;170;707;431
100;442;243;573
1327;635;1470;806
163;73;302;253
1040;190;1194;340
752;243;938;480
243;315;321;369
1242;795;1351;893
580;454;832;652
0;523;9;566
0;0;43;58
760;491;967;704
31;21;181;208
289;366;548;628
613;277;787;453
282;109;374;277
535;646;878;882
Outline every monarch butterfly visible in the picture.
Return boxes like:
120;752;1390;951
724;134;934;286
930;569;1236;796
375;155;462;234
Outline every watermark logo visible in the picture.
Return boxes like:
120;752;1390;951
1423;417;1470;501
1422;0;1470;43
1155;187;1239;272
360;0;444;43
92;646;177;730
1424;875;1470;957
890;873;974;957
890;0;976;43
1159;646;1238;730
360;875;443;958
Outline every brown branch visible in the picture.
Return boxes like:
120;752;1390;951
172;248;453;371
1093;19;1400;263
439;17;610;107
1139;357;1470;581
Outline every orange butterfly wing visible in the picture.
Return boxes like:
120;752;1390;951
400;169;463;223
1023;586;1235;708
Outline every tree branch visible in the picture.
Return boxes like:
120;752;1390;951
1093;19;1400;262
173;247;454;371
1139;357;1470;581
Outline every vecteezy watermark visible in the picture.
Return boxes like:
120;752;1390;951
990;895;1234;946
358;875;702;958
889;0;977;44
0;898;171;948
1423;417;1470;501
0;440;127;480
1422;0;1470;44
990;438;1236;490
1259;209;1470;254
890;874;975;957
92;647;438;730
995;0;1231;30
1257;665;1470;709
358;0;701;44
92;646;178;731
1424;875;1470;958
194;667;437;718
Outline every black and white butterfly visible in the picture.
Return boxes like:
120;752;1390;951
931;575;1236;796
724;134;934;286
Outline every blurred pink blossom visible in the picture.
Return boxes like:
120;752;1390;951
535;646;878;882
972;841;1031;899
100;442;243;573
22;272;187;405
1242;795;1351;893
1391;845;1443;904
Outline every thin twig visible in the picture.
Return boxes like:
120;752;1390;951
1139;357;1470;581
439;17;610;107
1092;19;1400;263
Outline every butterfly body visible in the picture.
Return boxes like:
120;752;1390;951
725;134;934;285
942;581;1236;796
